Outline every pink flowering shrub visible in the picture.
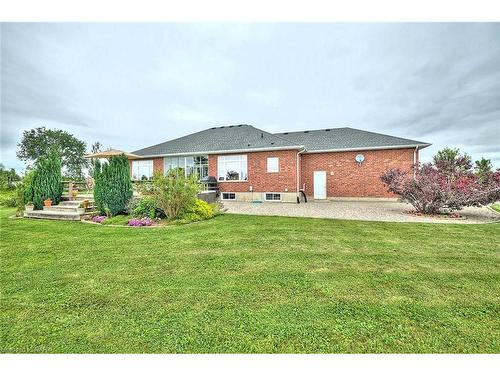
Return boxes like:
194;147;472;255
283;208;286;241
92;215;107;223
127;217;153;227
381;148;500;214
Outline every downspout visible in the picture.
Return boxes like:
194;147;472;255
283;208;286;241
413;146;419;180
296;148;306;203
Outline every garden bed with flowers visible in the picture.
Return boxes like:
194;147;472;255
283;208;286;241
85;214;172;227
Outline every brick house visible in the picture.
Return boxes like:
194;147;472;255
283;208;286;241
129;125;430;202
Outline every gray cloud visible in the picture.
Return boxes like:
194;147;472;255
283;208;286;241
1;23;499;172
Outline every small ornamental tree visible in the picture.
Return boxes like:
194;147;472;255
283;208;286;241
31;149;63;209
147;169;201;219
381;149;500;214
93;154;133;216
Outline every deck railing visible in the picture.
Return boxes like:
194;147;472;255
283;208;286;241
61;179;93;198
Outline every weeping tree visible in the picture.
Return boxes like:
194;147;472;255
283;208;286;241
31;149;63;209
93;154;133;216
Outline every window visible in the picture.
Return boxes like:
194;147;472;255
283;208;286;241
265;193;281;201
217;155;247;181
131;160;153;180
164;155;208;179
267;157;279;173
222;192;236;200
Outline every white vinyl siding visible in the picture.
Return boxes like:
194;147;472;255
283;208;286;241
267;157;279;173
217;155;248;181
131;160;153;180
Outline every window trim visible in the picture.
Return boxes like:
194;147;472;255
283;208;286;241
131;159;154;181
217;154;248;182
267;157;279;173
221;192;236;200
163;155;208;179
264;192;282;202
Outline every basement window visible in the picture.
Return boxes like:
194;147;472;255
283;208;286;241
222;192;236;200
265;193;282;201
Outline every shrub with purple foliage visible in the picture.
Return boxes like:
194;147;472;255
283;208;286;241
92;215;107;223
127;217;153;227
381;148;500;214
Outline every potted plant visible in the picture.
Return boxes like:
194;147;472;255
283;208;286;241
81;199;90;209
71;189;79;199
25;201;34;211
43;198;53;207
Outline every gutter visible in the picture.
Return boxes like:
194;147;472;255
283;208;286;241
413;145;419;180
296;148;306;203
305;143;432;153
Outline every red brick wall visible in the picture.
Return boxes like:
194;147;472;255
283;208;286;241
153;157;163;174
300;148;416;198
131;148;416;198
209;150;299;193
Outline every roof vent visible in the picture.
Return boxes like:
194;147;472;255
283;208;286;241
238;124;243;127
304;131;309;133
229;125;234;128
325;129;330;132
247;144;251;147
271;142;274;145
261;133;264;138
210;127;216;129
283;132;288;135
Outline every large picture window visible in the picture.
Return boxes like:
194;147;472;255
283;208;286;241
131;160;153;180
164;155;208;179
217;155;247;181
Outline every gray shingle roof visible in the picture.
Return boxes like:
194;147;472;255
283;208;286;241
132;125;430;156
276;127;431;152
133;124;301;156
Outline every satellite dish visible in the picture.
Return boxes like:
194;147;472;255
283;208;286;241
355;154;365;163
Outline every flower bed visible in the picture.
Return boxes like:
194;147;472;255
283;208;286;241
127;217;153;227
92;215;107;223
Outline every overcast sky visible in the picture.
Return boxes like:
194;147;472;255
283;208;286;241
1;23;499;172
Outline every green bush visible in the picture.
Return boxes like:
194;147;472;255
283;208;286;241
182;198;215;221
0;190;17;207
128;196;160;219
148;169;201;219
0;164;21;190
31;149;63;210
93;155;133;216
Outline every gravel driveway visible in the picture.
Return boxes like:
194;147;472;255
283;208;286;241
223;200;500;224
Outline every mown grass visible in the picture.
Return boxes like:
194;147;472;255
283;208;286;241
1;208;499;353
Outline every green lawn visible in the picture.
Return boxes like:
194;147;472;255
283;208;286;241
1;208;499;353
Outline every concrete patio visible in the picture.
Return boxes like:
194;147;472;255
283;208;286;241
223;200;500;224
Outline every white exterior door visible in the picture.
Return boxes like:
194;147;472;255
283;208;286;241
313;171;327;199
